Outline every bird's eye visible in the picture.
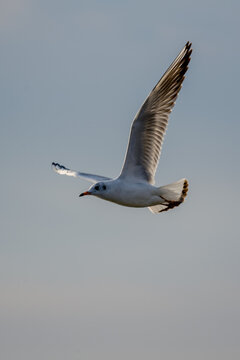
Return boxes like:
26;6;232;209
102;185;106;190
95;185;99;191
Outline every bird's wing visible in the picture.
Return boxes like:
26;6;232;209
119;42;192;184
52;162;112;183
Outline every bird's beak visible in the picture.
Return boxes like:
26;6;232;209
79;191;91;197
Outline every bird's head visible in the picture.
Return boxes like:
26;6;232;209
79;182;108;198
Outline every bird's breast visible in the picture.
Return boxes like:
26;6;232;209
101;182;157;208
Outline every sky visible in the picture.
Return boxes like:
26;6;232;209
1;0;240;359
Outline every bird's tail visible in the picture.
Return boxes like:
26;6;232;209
149;179;188;214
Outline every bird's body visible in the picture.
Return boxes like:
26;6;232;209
87;179;159;208
52;42;192;214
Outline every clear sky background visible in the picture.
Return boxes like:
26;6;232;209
1;1;240;359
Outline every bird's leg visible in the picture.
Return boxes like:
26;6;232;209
160;195;181;207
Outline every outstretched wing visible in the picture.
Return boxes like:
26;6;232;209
52;162;112;183
120;42;192;184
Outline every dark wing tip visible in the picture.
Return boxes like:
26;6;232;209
185;41;192;53
52;162;68;171
52;161;60;169
184;41;193;61
152;41;193;93
179;41;192;78
52;162;59;172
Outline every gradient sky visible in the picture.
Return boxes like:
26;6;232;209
1;1;240;359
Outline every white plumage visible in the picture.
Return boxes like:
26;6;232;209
52;42;192;213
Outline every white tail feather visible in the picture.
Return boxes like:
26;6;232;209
149;179;188;214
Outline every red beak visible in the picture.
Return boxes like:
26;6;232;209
79;191;91;197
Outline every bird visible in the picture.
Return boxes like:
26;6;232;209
52;42;192;214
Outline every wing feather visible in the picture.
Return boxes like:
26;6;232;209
120;42;192;184
52;162;111;183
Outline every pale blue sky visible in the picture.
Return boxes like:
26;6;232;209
1;1;240;359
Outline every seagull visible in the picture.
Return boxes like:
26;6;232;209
52;42;192;213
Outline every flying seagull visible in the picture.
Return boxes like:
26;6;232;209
52;42;192;213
